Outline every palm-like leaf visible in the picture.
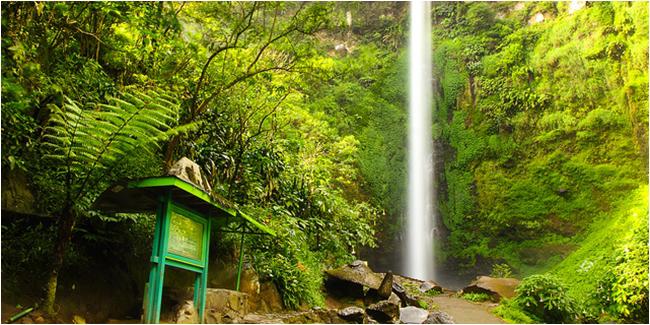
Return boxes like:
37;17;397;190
43;90;194;200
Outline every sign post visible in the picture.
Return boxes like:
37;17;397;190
145;195;211;323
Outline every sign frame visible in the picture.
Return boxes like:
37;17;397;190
144;193;211;324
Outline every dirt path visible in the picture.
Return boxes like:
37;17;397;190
430;294;505;324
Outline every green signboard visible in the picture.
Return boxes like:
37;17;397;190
168;211;204;261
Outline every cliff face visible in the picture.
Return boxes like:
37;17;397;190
432;1;648;273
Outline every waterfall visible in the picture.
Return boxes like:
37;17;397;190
405;0;435;281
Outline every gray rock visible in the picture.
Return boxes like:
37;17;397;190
168;157;212;193
204;288;250;315
388;292;401;305
337;307;365;323
399;306;429;324
424;311;454;324
325;261;383;290
366;300;400;323
418;281;442;294
392;282;419;307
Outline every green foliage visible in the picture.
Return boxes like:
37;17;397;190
254;242;325;309
513;274;577;323
434;1;648;289
490;263;513;278
424;288;442;297
40;90;190;211
493;298;539;324
463;292;491;303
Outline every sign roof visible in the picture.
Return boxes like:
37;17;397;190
93;176;275;236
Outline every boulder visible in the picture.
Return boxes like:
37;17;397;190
325;260;383;290
205;288;250;315
461;276;520;301
337;306;365;323
256;282;284;312
424;311;454;324
392;282;419;307
378;271;394;299
168;157;212;193
419;281;442;294
399;306;429;324
366;300;400;323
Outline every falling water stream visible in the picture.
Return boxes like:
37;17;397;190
405;0;435;281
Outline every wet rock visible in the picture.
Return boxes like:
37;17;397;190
174;300;198;324
378;271;394;299
461;276;520;301
338;306;365;323
366;300;400;323
418;281;443;294
399;306;429;324
424;311;454;324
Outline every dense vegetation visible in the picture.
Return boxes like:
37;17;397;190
431;2;648;323
1;1;406;316
1;2;647;324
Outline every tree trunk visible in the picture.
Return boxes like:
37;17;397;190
43;208;76;316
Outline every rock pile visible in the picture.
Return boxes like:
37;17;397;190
324;260;453;324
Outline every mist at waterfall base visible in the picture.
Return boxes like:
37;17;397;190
405;0;435;282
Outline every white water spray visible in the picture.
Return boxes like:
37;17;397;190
406;0;435;281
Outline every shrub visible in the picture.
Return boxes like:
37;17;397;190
490;263;513;278
493;298;539;324
594;225;649;323
514;274;577;323
463;292;491;302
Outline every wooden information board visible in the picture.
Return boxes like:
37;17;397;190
168;211;204;261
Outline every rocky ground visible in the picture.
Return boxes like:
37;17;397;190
2;261;517;324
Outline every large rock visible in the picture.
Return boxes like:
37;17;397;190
392;282;419;307
461;276;520;301
378;271;394;299
337;306;365;323
325;260;383;290
419;281;442;294
399;306;429;324
255;282;284;312
205;288;250;315
366;300;400;323
168;157;212;192
424;311;454;324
